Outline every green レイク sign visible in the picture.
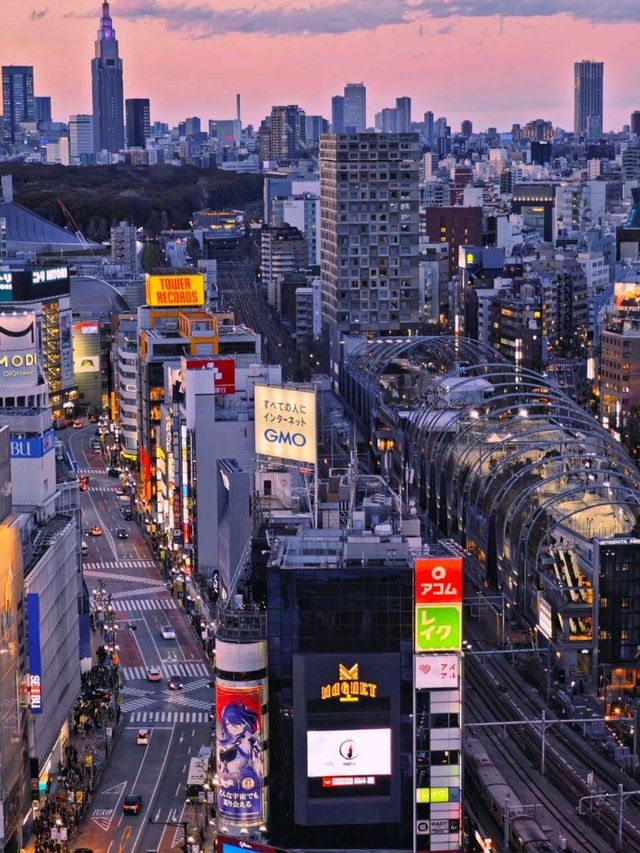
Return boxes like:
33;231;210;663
415;604;462;652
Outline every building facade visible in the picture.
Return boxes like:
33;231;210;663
91;1;124;153
2;66;34;145
574;60;604;140
125;98;150;149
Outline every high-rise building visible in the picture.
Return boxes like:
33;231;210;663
331;95;344;133
632;111;640;137
2;65;35;144
91;1;124;153
69;114;94;159
574;59;604;140
424;111;434;145
461;119;473;138
34;96;51;124
268;105;305;163
184;116;201;138
304;114;329;148
343;82;366;133
125;98;150;148
395;97;411;132
320;133;422;366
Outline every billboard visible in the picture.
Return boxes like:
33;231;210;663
307;728;391;779
185;357;236;395
415;557;463;606
414;654;459;690
0;313;38;386
0;267;70;301
27;593;43;714
254;385;317;465
10;430;55;460
146;273;205;307
415;604;462;652
74;356;100;374
215;683;264;822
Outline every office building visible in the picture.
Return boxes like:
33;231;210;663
111;312;138;457
331;95;344;133
574;60;604;140
261;224;307;309
271;191;320;266
111;220;137;270
209;119;241;146
395;96;411;133
2;65;34;144
632;111;640;137
461;119;473;138
343;82;366;133
184;116;201;138
91;1;124;153
423;206;483;278
304;114;329;149
424;111;434;145
320;133;422;372
68;114;94;159
125;98;150;148
34;96;51;124
622;146;640;182
521;118;554;141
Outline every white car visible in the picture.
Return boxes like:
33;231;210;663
160;625;176;640
136;729;150;745
147;666;162;682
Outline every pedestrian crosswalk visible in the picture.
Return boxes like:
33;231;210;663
122;696;156;712
84;560;157;572
109;585;166;599
165;693;212;711
84;570;162;584
122;662;210;680
87;486;120;494
127;711;210;724
78;468;108;475
113;598;178;612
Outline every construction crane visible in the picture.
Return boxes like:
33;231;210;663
56;198;95;254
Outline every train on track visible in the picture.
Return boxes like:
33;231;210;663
465;737;558;852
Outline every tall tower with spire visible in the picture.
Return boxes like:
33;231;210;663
91;1;124;153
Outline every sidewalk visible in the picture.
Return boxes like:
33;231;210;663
23;652;123;853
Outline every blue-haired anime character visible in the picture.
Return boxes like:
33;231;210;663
217;701;263;816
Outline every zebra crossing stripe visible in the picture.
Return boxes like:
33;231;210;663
127;711;210;723
112;598;178;611
83;571;162;584
165;694;212;710
84;560;157;571
122;662;210;681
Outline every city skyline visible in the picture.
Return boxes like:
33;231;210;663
3;1;640;130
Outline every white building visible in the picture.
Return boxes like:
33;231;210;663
69;114;94;159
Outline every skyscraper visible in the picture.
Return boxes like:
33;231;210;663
395;97;411;133
35;96;52;124
2;65;34;144
69;114;95;159
91;1;124;153
331;95;344;133
632;111;640;137
320;132;422;369
343;82;366;133
125;98;150;148
268;105;305;162
574;60;604;140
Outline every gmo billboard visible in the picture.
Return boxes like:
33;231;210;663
254;385;317;465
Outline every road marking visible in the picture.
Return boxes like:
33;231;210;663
122;663;210;681
130;722;177;853
127;711;210;723
84;571;162;584
90;782;126;832
164;693;212;711
112;598;178;611
118;824;132;853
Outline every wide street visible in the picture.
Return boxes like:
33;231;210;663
64;424;214;853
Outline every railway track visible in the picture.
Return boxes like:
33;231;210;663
466;659;605;852
466;650;640;851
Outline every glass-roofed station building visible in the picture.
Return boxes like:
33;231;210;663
341;336;640;689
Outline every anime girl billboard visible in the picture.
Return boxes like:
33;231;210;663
215;684;264;822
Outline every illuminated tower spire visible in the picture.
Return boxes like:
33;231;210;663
98;1;115;41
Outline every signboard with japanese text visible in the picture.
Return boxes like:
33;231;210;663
146;273;205;307
415;605;462;652
254;385;317;465
185;357;236;395
415;557;463;606
414;654;459;690
215;683;264;823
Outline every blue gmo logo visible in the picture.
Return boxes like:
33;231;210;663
264;428;307;448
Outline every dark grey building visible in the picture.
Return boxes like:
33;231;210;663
125;98;150;148
34;96;51;124
2;65;34;144
574;59;603;140
91;1;124;153
331;95;344;133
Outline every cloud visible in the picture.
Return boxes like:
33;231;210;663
66;0;432;36
415;0;640;23
30;7;48;19
63;0;640;38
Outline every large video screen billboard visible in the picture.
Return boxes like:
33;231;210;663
215;683;264;823
307;728;391;779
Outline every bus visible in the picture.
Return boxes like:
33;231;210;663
185;747;211;800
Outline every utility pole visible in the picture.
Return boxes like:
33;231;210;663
504;791;510;852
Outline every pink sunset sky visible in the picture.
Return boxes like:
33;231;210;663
3;0;640;131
